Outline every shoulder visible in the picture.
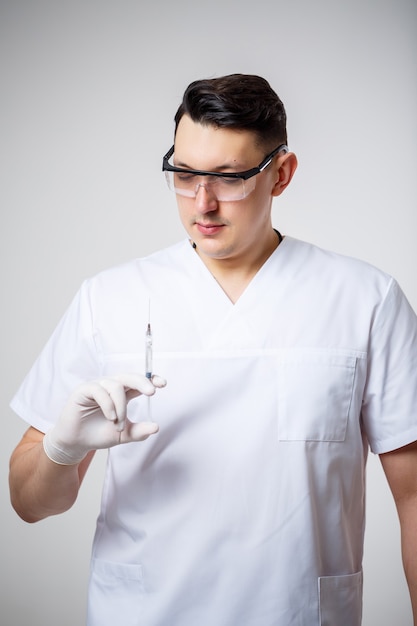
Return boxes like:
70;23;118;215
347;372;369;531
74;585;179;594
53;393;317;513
284;236;387;272
84;239;190;291
282;236;394;295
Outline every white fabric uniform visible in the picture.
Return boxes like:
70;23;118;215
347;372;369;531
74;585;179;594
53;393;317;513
11;237;417;626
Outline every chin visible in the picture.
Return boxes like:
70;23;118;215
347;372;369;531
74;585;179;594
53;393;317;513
198;241;235;260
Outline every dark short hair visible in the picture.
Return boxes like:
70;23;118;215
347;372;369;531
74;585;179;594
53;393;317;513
174;74;288;148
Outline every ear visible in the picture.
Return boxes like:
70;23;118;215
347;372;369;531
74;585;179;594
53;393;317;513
271;152;298;197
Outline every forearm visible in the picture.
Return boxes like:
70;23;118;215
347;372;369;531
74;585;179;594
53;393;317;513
9;433;93;523
380;443;417;625
399;498;417;624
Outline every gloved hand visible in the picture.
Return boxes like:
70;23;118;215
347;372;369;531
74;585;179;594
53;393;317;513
43;373;166;465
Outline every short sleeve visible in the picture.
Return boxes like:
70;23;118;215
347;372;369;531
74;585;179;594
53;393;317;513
362;278;417;453
10;279;100;433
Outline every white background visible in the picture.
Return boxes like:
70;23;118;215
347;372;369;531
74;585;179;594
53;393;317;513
1;1;416;624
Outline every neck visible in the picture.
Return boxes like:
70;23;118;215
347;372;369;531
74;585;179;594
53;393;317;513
191;229;282;303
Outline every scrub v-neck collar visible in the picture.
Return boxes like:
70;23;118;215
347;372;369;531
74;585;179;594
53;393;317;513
178;236;292;350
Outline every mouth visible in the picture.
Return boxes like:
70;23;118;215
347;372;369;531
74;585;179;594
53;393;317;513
195;222;225;236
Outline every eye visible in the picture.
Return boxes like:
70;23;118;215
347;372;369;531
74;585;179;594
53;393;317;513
220;176;242;186
175;172;197;183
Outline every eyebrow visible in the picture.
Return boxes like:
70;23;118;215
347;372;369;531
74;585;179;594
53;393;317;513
174;158;244;172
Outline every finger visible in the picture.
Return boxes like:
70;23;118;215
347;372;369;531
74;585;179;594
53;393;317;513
97;379;128;431
124;374;166;402
76;382;119;423
151;374;167;388
113;373;156;396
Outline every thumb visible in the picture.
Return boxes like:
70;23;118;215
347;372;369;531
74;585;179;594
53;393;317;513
122;420;159;443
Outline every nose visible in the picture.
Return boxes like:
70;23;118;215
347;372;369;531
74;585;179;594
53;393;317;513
194;183;218;213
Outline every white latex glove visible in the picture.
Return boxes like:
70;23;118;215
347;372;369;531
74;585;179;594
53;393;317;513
43;373;166;465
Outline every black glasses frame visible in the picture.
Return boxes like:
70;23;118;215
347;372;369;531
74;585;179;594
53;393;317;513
162;144;288;181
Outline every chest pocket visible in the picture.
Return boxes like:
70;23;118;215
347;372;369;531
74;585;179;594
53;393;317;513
277;351;357;442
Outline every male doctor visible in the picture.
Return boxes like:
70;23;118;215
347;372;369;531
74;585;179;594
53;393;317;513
9;74;417;625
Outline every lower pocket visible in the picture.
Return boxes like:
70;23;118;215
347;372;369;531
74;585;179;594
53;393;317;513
318;570;363;626
87;559;144;626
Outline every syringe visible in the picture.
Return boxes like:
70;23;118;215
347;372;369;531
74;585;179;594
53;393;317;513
145;304;153;421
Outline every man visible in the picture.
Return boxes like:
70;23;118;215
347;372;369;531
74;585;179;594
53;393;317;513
9;74;417;625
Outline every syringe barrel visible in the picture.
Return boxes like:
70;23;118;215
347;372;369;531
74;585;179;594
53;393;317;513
145;323;152;378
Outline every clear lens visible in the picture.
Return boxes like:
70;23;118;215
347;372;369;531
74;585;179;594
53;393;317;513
164;171;256;201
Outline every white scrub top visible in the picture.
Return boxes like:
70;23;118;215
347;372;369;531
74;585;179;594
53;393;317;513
11;237;417;626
